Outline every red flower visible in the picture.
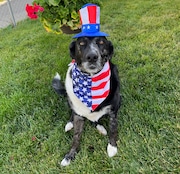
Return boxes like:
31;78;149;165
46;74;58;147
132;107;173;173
34;4;44;12
26;3;44;19
32;136;37;141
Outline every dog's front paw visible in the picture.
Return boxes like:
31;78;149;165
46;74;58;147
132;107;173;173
107;143;117;157
65;122;73;132
60;158;71;166
96;124;107;135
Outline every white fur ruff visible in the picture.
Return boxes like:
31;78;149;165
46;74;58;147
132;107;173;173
65;64;111;122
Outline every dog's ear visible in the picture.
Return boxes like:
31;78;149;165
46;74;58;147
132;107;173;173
108;41;114;59
69;41;76;59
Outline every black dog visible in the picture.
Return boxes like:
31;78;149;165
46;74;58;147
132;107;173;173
52;36;121;166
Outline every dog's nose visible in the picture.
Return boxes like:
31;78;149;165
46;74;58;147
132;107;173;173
86;53;98;63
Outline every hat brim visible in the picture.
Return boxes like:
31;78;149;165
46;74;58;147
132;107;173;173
73;31;109;38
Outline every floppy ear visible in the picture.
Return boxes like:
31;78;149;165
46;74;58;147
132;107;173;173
69;41;76;59
108;41;114;59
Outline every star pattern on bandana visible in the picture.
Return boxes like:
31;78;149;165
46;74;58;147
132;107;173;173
72;65;92;108
72;62;110;111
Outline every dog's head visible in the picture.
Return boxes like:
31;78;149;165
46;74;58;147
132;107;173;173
69;37;114;75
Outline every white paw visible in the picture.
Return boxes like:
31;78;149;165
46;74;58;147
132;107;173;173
65;122;73;132
96;124;107;135
60;158;71;166
107;143;117;157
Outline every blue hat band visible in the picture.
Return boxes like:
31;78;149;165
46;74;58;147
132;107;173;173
82;24;100;33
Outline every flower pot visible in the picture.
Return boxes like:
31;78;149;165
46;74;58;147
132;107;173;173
60;25;81;34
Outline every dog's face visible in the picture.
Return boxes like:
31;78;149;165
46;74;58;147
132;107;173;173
69;36;114;75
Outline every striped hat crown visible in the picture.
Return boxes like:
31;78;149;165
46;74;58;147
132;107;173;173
73;3;109;38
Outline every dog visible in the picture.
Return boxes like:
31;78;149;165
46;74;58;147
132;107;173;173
52;36;121;166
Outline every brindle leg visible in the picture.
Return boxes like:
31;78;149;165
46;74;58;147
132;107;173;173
61;114;85;166
107;112;118;157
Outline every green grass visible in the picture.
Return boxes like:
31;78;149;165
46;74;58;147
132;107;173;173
0;0;179;173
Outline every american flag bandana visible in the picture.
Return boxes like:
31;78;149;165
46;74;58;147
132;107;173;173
72;61;111;111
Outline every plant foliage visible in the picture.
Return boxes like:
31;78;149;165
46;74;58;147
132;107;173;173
33;0;102;34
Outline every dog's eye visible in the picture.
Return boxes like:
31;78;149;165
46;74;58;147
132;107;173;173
79;41;85;46
98;40;104;45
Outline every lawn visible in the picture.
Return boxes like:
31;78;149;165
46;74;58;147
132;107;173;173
0;0;179;173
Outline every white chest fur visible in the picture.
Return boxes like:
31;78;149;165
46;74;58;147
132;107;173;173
65;65;111;122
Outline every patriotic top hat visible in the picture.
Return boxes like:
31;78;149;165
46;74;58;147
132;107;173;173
73;3;109;38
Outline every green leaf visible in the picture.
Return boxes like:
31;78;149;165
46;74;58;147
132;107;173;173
62;19;67;25
47;0;60;6
67;20;74;27
52;22;61;31
57;6;69;19
71;10;79;20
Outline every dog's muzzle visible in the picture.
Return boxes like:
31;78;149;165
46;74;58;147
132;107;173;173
86;52;98;63
86;52;99;69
